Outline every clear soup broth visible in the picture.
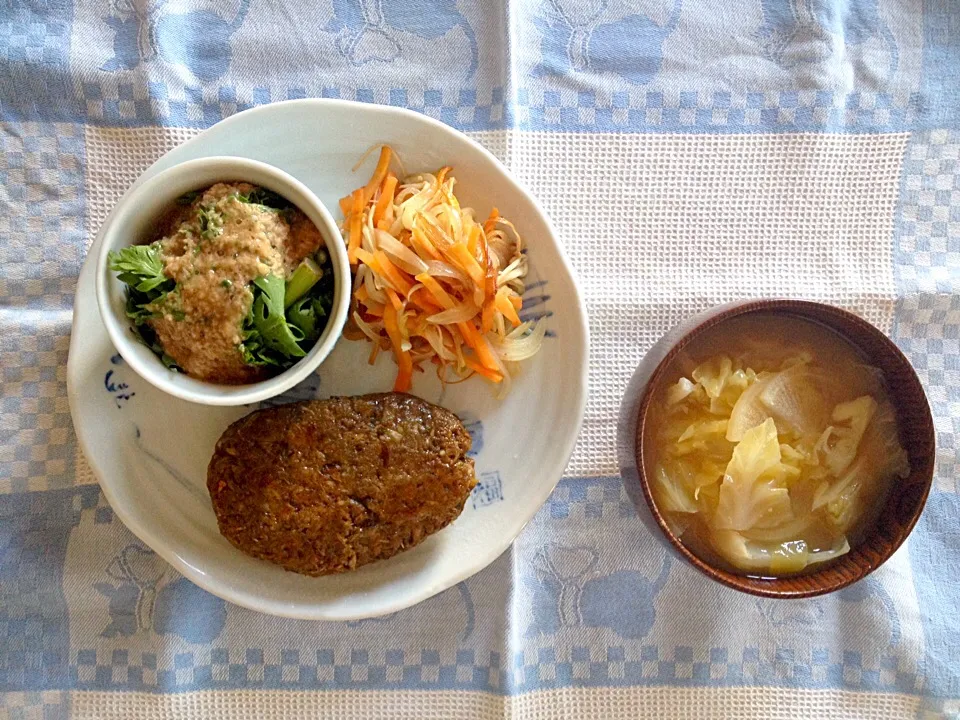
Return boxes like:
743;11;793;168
645;313;909;578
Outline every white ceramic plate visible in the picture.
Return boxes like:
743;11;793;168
67;99;589;620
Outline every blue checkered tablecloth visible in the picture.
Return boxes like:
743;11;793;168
2;1;959;718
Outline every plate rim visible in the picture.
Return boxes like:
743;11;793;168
67;98;590;620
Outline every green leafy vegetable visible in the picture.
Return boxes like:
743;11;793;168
287;295;330;343
108;205;338;377
177;190;200;206
108;242;170;293
109;241;177;327
285;257;323;308
240;275;306;365
235;188;292;210
238;250;335;368
135;324;183;371
123;292;156;326
238;327;278;367
108;242;183;370
123;284;182;326
197;205;223;240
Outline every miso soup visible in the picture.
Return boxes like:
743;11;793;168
646;313;909;577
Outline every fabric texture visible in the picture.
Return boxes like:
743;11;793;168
2;0;959;718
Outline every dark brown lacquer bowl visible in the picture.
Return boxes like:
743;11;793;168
634;300;935;598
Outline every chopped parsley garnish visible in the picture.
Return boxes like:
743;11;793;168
107;241;176;326
107;242;169;293
107;242;181;369
197;205;223;240
234;188;292;210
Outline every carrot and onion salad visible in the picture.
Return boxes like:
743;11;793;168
339;146;546;396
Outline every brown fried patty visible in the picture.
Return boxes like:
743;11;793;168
207;393;476;575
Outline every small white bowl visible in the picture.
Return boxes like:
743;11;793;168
95;156;350;406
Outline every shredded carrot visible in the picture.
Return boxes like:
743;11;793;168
373;173;397;225
411;224;443;261
382;303;413;392
361;301;385;317
448;242;485;287
347;189;364;264
396;359;414;392
457;321;499;372
408;290;443;314
373;251;414;295
354;247;376;267
354;249;413;296
463;356;503;383
496;289;521;326
481;301;496;334
363;146;393;203
415;273;455;309
338;147;543;396
384;288;403;312
466;223;479;256
483;208;500;234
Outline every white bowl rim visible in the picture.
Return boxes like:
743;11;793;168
94;155;351;407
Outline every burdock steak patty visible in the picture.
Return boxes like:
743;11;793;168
207;393;477;575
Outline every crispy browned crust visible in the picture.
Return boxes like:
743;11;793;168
207;393;476;575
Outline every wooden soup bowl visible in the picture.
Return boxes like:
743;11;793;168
634;300;935;598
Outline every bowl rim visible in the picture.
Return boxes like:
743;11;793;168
633;299;935;598
94;155;351;406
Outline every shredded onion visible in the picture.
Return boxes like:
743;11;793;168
427;303;479;325
425;259;469;284
398;308;413;352
361;223;376;254
352;311;382;345
376;230;428;275
400;186;434;230
494;318;547;361
498;256;527;287
423;325;456;362
359;265;387;305
487;338;513;400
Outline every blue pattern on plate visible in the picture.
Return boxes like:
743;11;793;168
471;471;503;509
